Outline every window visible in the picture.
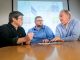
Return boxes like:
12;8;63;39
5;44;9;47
13;0;68;33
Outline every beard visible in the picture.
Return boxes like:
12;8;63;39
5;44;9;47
37;25;43;27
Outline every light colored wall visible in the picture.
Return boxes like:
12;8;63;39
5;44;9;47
0;0;12;25
69;0;80;20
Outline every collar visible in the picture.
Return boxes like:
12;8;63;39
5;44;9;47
33;25;45;30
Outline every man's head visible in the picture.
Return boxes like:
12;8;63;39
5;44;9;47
59;9;71;25
35;16;43;27
9;11;24;27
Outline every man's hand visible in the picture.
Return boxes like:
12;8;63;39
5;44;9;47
17;37;26;44
51;37;64;42
25;32;34;44
27;32;34;40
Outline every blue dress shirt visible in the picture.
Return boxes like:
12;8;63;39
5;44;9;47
28;25;55;43
55;19;80;41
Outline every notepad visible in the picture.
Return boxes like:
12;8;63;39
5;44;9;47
38;42;63;45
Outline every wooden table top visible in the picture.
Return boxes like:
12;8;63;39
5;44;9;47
0;41;80;60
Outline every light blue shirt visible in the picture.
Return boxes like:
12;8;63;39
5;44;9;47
28;25;55;43
56;19;80;41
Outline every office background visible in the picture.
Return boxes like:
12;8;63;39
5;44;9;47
0;0;80;25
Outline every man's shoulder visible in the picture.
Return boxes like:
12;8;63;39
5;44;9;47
71;19;80;23
0;24;9;29
56;23;62;28
43;25;49;29
70;19;80;26
0;24;9;33
28;27;35;32
29;27;35;30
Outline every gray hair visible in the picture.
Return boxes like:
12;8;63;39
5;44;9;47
60;9;71;18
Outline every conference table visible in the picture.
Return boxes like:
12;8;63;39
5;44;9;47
0;41;80;60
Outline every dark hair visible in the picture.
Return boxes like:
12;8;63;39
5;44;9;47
35;16;42;21
9;11;24;23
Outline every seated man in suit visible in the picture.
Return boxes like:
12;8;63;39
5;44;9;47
51;9;80;42
27;16;55;44
0;11;33;47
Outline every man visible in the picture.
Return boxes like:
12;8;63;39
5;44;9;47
51;9;80;42
28;16;55;43
0;11;32;47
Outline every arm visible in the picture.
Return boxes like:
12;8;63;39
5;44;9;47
0;26;26;46
0;28;18;45
45;26;55;40
26;29;34;44
51;26;64;42
55;26;61;37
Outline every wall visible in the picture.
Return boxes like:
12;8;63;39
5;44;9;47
69;0;80;20
0;0;12;25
